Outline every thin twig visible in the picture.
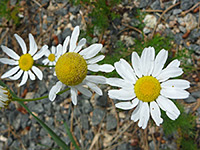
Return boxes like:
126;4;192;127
151;2;180;38
121;23;147;41
141;9;163;13
180;2;200;16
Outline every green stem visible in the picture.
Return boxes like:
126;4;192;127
12;88;70;102
34;63;55;68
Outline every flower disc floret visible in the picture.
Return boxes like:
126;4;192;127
48;54;55;62
55;52;87;86
18;54;34;71
134;76;161;102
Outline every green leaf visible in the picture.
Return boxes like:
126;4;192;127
64;122;80;150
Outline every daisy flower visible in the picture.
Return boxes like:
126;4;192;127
42;46;60;68
0;33;48;86
49;26;114;105
0;86;12;109
107;47;190;129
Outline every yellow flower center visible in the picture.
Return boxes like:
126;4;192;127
48;54;55;62
18;54;34;71
55;52;87;86
134;76;161;102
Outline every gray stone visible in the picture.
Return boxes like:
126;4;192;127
7;137;13;146
179;26;186;33
130;18;140;27
117;143;136;150
149;141;155;150
174;33;184;45
181;0;194;11
29;127;38;140
188;44;200;53
96;92;108;107
150;0;162;10
173;9;182;15
80;114;89;130
13;114;21;131
81;99;93;114
184;95;196;103
10;140;20;149
139;0;152;8
74;125;81;140
69;6;80;14
21;114;29;128
31;103;44;114
106;114;117;131
92;108;106;126
85;131;94;140
10;0;17;6
191;90;200;99
73;107;81;117
63;136;71;145
62;28;71;41
189;29;200;41
55;8;68;16
41;136;53;147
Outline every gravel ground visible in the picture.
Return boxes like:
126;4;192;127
0;0;200;150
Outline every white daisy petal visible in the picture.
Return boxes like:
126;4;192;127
71;87;78;105
1;66;19;78
76;85;92;97
1;45;20;60
161;79;190;89
28;33;38;56
32;66;43;80
79;44;103;59
14;34;27;54
106;78;134;88
156;67;183;82
74;38;86;53
85;81;102;95
152;49;168;77
131;52;142;78
87;55;105;64
42;58;49;65
57;44;63;56
156;95;180;120
49;81;62;101
9;70;23;80
88;64;114;73
51;46;56;54
69;26;80;52
114;59;137;83
44;49;51;57
28;70;36;80
115;100;136;110
138;102;150;129
166;59;180;68
141;47;155;76
33;45;48;60
19;71;28;86
85;75;107;84
150;101;163;126
108;89;136;100
0;58;18;65
62;36;70;54
161;88;189;99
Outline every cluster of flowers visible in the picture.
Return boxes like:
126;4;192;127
0;26;190;129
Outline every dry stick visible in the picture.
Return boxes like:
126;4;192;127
151;132;159;150
89;119;104;150
151;2;180;38
144;128;149;150
107;121;135;147
198;7;200;30
141;9;163;13
122;23;147;41
180;2;200;16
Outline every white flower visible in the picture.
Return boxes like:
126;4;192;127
49;26;114;105
107;47;190;129
0;34;48;86
0;86;11;109
42;46;60;68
